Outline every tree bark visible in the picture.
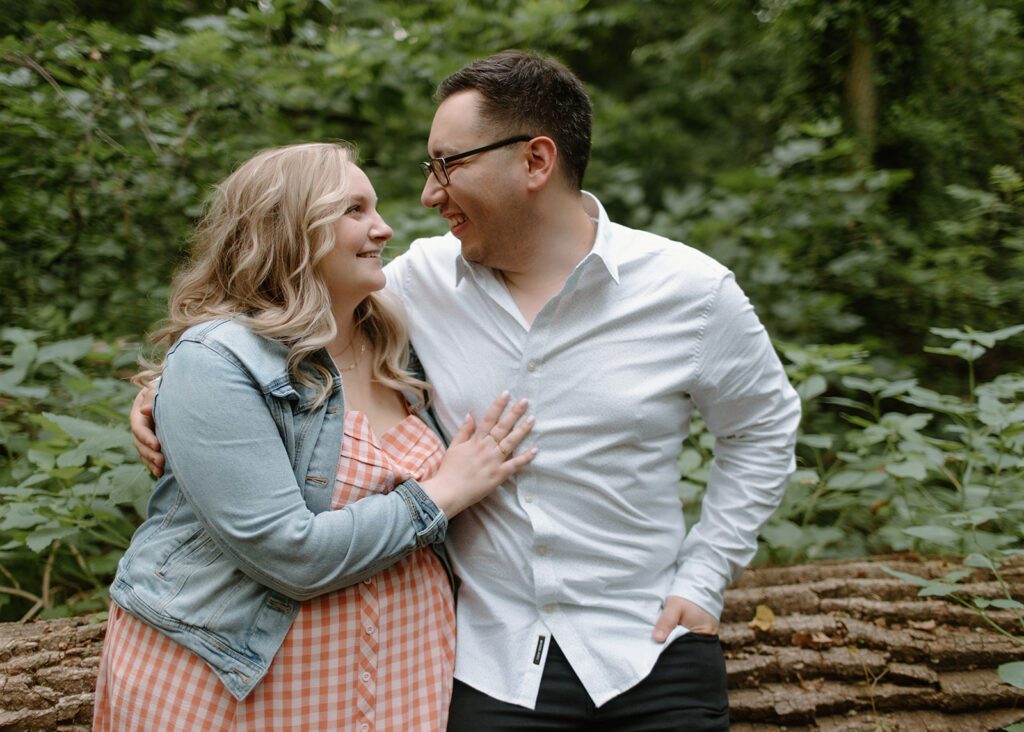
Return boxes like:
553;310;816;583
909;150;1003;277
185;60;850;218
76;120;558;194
1;556;1022;731
845;12;878;168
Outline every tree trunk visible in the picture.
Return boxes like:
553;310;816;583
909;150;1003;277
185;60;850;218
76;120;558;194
845;12;877;169
1;556;1022;731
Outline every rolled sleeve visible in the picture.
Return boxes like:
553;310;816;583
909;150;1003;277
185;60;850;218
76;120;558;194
393;478;448;546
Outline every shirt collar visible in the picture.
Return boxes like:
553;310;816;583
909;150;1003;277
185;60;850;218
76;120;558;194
453;191;619;287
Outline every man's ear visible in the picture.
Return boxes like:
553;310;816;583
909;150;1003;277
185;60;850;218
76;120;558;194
523;136;558;191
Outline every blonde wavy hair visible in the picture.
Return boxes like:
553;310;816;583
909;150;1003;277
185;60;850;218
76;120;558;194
136;142;427;409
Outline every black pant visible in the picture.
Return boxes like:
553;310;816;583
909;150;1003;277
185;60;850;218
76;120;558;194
447;634;729;731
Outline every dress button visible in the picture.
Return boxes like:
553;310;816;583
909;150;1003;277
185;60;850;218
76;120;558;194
543;603;556;613
527;360;537;371
524;494;534;503
536;545;547;556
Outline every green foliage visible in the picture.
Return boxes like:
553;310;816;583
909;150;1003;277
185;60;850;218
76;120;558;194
1;1;1023;620
678;325;1024;568
0;328;149;620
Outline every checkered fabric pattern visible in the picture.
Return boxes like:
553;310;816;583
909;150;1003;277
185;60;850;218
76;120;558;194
93;412;455;732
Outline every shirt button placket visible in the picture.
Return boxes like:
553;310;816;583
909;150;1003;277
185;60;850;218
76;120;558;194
356;576;379;731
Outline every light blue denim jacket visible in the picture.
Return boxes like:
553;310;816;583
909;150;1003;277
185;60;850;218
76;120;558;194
110;319;449;700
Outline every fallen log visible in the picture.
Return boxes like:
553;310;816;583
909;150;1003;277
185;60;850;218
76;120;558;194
725;555;1024;731
0;556;1021;731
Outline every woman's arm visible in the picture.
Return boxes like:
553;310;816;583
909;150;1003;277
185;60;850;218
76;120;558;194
155;339;533;601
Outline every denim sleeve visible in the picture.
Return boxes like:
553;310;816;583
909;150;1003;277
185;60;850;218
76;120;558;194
155;339;448;602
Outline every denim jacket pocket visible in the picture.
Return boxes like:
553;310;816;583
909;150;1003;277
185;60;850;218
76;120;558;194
153;528;222;599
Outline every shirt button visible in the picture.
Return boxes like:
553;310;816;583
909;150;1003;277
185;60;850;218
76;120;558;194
535;545;547;556
360;724;369;732
365;624;375;635
361;671;371;682
363;578;373;585
527;360;537;372
543;603;556;613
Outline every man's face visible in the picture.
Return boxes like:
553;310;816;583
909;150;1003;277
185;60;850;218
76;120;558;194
420;90;524;268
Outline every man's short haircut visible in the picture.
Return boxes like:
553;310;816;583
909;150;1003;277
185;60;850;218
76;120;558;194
437;50;593;190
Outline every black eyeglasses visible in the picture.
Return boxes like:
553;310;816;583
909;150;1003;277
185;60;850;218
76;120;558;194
420;135;533;186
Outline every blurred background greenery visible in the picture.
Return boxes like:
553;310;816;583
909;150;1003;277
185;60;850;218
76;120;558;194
1;0;1022;622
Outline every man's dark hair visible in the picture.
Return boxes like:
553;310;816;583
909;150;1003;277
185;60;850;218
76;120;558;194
437;50;592;190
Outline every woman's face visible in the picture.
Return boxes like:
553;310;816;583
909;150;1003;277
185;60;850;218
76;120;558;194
322;163;393;307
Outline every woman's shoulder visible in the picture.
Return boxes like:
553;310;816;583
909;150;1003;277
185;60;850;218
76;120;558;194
171;318;292;382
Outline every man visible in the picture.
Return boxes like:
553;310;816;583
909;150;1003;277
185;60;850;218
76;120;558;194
134;51;800;730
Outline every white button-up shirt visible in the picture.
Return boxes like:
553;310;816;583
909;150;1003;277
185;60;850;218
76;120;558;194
385;193;800;708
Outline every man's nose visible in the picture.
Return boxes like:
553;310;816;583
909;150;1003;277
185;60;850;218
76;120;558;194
420;173;445;209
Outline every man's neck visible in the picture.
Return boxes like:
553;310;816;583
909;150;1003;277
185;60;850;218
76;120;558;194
499;192;597;325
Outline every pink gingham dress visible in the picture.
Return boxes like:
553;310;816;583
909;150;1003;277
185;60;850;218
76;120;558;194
93;411;455;731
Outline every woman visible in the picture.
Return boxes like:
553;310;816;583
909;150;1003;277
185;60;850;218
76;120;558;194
92;142;536;731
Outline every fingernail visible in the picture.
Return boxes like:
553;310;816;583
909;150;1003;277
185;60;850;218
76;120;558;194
525;415;536;424
500;390;510;399
464;413;472;422
518;398;529;407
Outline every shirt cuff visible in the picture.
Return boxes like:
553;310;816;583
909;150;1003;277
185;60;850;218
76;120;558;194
393;479;448;546
669;561;730;620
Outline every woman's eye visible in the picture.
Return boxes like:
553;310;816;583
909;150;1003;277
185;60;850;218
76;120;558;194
346;205;362;215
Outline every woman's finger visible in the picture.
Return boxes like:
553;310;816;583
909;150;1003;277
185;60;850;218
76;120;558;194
490;397;529;439
133;437;164;477
474;391;512;436
448;413;474;446
499;447;539;478
499;414;535;452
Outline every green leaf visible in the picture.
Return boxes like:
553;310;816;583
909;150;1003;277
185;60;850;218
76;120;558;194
0;503;46;530
798;434;833;450
965;506;1004;526
963;553;999;570
0;342;37;392
886;460;927;480
904;525;960;546
880;566;930;587
36;336;95;364
998;661;1024;689
829;470;887;490
27;449;56;470
678;448;704;475
796;374;827;401
26;524;77;553
918;581;960;597
941;569;971;584
41;412;115;441
760;519;804;550
1;328;43;344
991;599;1024;610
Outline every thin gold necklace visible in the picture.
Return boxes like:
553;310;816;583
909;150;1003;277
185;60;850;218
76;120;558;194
332;331;366;372
338;342;366;372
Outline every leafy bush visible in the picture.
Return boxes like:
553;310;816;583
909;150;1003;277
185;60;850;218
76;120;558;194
679;325;1024;567
0;328;149;621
